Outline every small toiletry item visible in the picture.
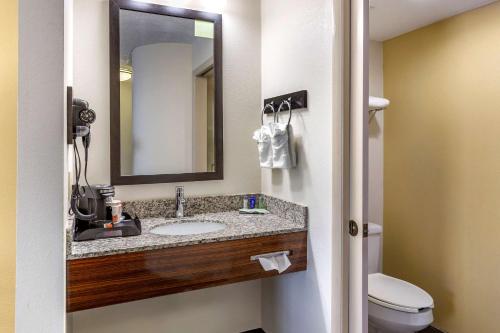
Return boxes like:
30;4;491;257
258;196;266;209
249;195;256;209
243;195;249;209
108;199;123;223
239;208;269;215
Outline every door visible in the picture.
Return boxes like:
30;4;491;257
349;0;369;332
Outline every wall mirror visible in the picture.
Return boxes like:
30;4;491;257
110;0;223;185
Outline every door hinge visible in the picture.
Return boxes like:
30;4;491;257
349;220;358;236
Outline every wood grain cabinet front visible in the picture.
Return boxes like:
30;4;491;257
67;231;307;312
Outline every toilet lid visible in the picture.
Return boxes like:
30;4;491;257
368;273;434;313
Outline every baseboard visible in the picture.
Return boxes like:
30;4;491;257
242;326;442;333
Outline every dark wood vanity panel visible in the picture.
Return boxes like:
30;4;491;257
67;231;307;312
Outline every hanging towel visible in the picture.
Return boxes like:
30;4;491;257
253;103;276;168
270;99;297;169
270;122;296;169
253;125;273;168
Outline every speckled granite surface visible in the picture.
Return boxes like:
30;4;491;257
67;194;307;260
121;194;256;219
122;194;307;222
68;211;306;260
262;194;308;226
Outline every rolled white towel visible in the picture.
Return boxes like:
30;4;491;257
253;124;273;168
270;123;296;169
369;96;390;111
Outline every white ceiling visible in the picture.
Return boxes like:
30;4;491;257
370;0;498;41
120;9;196;65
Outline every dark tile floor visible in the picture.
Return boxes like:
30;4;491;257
419;326;444;333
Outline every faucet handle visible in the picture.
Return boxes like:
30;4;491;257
175;186;186;206
175;186;185;218
175;186;184;197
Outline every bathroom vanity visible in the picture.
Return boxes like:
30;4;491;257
66;0;308;314
66;195;308;312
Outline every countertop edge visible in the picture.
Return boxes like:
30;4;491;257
67;227;307;260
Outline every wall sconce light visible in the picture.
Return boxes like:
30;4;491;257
120;68;132;82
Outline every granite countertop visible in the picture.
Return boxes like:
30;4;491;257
68;209;307;260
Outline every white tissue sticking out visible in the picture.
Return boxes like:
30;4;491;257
257;253;291;274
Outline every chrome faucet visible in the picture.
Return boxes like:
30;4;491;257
175;186;185;218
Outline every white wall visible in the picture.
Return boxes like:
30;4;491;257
131;43;193;174
368;41;384;270
72;0;262;332
260;0;334;332
368;41;384;228
120;79;133;175
65;4;74;332
17;0;66;331
74;0;261;201
72;281;261;333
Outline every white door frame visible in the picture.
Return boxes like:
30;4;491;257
340;0;370;332
331;0;352;330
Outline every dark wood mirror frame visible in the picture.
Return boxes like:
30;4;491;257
109;0;223;185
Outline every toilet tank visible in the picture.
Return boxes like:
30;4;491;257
368;223;383;274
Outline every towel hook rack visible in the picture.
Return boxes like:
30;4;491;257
263;90;307;114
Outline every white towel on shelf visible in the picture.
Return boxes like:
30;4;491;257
369;96;390;111
270;123;296;169
253;124;273;168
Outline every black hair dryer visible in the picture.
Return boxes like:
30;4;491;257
70;98;97;221
72;98;96;147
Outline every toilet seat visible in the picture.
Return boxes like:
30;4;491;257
368;273;434;313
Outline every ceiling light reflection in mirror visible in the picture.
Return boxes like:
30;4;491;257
134;0;226;13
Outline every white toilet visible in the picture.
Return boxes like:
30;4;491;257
368;223;434;333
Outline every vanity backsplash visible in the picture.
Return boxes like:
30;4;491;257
122;194;308;226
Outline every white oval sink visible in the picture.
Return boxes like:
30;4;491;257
151;221;226;236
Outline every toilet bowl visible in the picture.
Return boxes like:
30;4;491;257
368;223;434;333
368;273;433;333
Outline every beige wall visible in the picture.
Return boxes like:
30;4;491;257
0;1;17;332
383;2;500;332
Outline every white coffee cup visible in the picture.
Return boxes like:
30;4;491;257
108;199;123;224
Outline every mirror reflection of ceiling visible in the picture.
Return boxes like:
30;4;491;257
370;0;498;41
120;9;211;65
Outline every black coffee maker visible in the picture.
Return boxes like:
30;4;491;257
72;185;141;241
73;184;115;221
